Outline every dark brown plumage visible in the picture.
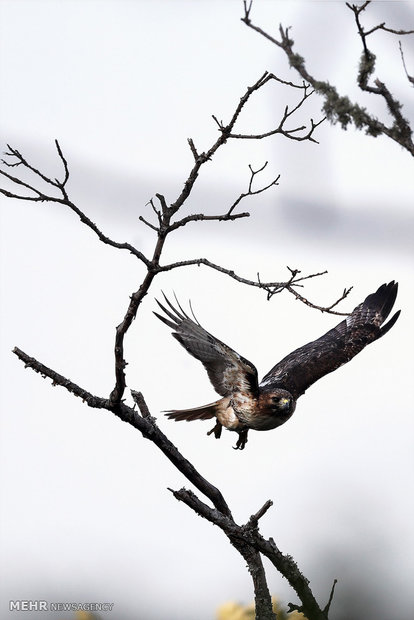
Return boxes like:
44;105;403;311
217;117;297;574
154;282;400;449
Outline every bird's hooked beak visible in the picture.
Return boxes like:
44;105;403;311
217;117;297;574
280;397;291;409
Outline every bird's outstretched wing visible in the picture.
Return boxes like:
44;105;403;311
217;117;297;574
154;294;259;398
261;281;400;399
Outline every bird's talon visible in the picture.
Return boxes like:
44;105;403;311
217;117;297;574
207;421;222;439
233;430;248;450
156;284;400;450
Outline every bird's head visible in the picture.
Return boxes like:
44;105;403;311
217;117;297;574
259;388;295;418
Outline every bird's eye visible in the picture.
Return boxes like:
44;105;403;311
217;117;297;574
270;395;291;412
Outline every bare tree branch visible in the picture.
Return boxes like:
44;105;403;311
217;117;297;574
169;488;278;620
0;136;351;321
2;141;65;188
158;260;352;315
166;162;279;233
12;345;333;619
211;76;324;144
139;215;160;232
323;579;338;616
1;56;351;617
286;283;353;314
169;486;330;620
0;72;334;410
12;347;232;518
248;499;274;528
167;72;322;219
229;84;325;144
345;2;414;37
399;40;414;87
0;142;151;264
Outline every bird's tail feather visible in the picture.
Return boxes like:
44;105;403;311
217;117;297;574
371;281;401;338
164;400;220;422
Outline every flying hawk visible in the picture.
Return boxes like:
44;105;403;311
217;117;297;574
154;282;400;450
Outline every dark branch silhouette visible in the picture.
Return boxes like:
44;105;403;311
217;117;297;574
12;346;334;620
399;41;414;86
1;66;354;619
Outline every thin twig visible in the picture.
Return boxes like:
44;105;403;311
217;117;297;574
2;143;61;188
323;579;338;616
187;137;199;160
286;284;353;314
399;40;414;86
0;142;152;264
248;500;274;528
139;215;159;232
168;162;280;232
158;259;351;315
229;82;325;144
131;390;151;418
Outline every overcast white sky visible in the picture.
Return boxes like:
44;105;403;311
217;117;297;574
1;1;413;619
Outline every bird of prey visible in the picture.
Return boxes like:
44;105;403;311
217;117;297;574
154;282;400;450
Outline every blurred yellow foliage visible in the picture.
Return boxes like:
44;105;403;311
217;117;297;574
217;597;307;620
287;611;307;620
217;600;255;620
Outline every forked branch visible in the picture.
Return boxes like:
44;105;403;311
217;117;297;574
0;141;151;264
159;261;352;315
242;0;414;155
166;162;280;233
2;60;348;618
12;344;330;619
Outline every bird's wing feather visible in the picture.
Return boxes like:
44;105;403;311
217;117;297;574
154;294;259;397
261;281;400;399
